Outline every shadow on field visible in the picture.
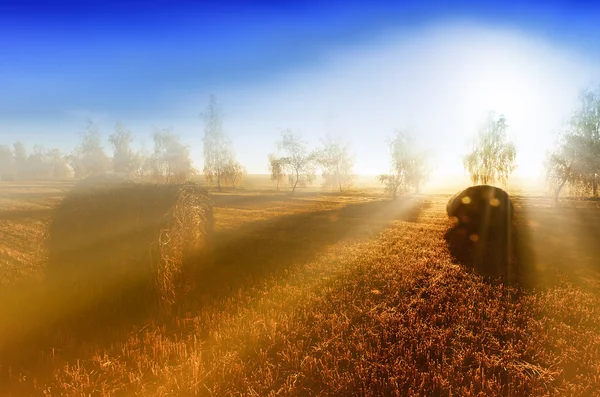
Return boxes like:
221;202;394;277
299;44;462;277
0;195;427;368
184;197;427;305
516;200;600;289
209;190;390;209
445;197;600;290
0;208;53;221
0;191;66;201
444;212;537;289
211;192;321;208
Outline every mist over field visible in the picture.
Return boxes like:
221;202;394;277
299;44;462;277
2;1;600;395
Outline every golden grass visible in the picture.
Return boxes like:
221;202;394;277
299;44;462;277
0;183;599;396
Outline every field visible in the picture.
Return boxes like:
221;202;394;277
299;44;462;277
1;179;600;396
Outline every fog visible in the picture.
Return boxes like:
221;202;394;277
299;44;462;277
215;22;598;179
2;21;598;182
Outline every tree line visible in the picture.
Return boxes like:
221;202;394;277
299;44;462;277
0;121;198;184
2;85;599;201
203;95;430;195
202;94;359;193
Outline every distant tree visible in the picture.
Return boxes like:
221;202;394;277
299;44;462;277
130;150;152;179
546;85;600;200
277;130;317;194
126;139;153;179
316;136;355;192
379;131;428;199
222;160;247;187
464;112;517;186
268;153;285;190
46;148;71;179
0;145;14;180
567;86;600;196
151;129;196;183
202;95;234;191
13;141;28;180
26;145;51;180
546;132;583;202
406;151;429;194
109;122;136;176
69;120;110;178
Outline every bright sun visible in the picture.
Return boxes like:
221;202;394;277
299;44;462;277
454;48;554;179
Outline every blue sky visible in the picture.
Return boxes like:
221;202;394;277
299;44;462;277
2;0;600;178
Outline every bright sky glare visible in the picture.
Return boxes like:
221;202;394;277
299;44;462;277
1;1;600;180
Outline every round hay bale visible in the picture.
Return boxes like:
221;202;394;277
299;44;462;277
45;176;213;314
446;185;514;234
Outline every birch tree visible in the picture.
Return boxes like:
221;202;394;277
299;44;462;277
316;136;355;192
202;95;233;191
268;154;285;190
277;130;316;194
379;131;428;199
463;112;517;186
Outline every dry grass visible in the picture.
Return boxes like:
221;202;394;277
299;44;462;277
0;182;599;396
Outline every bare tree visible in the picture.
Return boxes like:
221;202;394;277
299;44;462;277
379;131;427;199
109;122;136;176
151;129;195;183
222;160;247;187
268;153;285;190
316;136;355;192
277;130;317;194
69;120;110;178
567;86;600;196
546;85;600;200
202;95;233;191
464;112;517;186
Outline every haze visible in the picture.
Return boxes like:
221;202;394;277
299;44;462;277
1;1;600;182
5;1;600;395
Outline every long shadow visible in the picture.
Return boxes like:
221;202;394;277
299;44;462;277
211;192;325;208
517;202;600;289
0;208;54;221
0;192;67;201
183;197;426;306
445;197;600;290
0;196;427;371
444;200;538;289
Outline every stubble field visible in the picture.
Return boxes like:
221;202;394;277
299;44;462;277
0;180;600;396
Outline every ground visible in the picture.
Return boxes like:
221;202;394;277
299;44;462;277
0;180;599;396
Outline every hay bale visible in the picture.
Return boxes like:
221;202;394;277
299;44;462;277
447;185;514;234
45;176;213;313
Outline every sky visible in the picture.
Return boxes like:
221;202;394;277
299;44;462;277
2;0;600;181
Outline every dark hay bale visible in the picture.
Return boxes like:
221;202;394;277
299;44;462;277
45;175;213;317
445;185;515;280
446;184;514;235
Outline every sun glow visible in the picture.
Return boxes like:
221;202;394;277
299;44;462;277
454;34;591;179
325;26;591;183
